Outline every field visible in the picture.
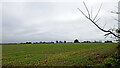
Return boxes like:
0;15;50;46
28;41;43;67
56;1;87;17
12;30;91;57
2;43;118;66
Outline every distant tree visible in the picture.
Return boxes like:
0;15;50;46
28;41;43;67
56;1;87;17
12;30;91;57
33;42;38;44
42;42;46;43
50;42;54;43
59;41;63;43
83;41;91;43
74;39;79;43
105;40;112;43
56;41;58;43
39;41;42;43
64;41;66;43
26;42;32;44
93;40;97;43
20;42;24;44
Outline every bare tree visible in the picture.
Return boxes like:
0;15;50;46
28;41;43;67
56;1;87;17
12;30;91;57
78;2;120;39
78;3;120;66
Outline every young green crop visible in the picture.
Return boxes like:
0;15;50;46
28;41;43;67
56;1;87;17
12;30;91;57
2;43;118;66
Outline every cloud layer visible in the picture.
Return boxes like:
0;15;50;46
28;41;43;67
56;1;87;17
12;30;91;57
2;1;119;43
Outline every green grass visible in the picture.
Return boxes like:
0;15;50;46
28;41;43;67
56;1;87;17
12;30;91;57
2;43;118;66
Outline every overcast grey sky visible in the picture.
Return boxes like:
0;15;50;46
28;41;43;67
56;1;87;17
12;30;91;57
2;0;120;43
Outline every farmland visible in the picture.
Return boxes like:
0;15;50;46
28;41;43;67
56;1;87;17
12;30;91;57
2;43;118;66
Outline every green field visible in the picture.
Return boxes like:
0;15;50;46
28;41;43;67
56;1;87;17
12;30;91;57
2;43;118;66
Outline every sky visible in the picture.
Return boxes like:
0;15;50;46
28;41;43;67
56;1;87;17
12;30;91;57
1;0;120;43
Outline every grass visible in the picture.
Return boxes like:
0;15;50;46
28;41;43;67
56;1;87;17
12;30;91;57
2;43;118;66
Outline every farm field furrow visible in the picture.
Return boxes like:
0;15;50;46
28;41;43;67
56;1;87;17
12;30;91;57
2;43;118;66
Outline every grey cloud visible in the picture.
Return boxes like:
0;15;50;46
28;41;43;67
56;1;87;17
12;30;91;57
2;2;119;43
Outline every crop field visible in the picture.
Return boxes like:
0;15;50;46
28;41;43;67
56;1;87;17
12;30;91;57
2;43;118;66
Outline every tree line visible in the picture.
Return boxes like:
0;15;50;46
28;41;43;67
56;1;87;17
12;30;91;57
20;39;112;44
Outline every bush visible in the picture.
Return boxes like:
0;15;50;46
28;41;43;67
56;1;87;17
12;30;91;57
74;39;79;43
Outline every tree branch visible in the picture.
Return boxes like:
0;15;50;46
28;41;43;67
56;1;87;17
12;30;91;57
83;2;90;18
93;4;102;21
78;1;120;38
77;8;89;19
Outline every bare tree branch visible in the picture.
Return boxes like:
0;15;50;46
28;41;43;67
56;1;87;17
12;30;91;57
114;18;120;22
95;18;101;23
111;11;120;14
103;22;107;29
104;33;111;36
77;8;89;19
83;2;90;18
78;1;120;38
93;4;102;21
